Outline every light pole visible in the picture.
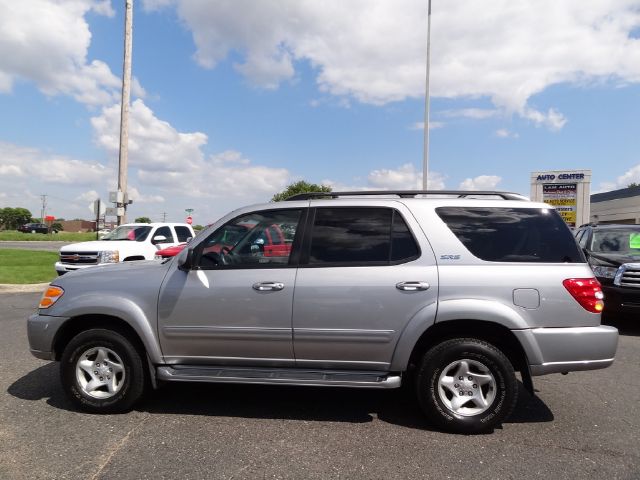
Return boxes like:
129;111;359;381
422;0;432;190
117;0;133;225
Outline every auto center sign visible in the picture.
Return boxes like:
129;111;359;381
530;170;591;228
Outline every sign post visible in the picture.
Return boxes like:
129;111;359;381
530;170;591;228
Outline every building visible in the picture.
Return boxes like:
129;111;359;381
590;185;640;225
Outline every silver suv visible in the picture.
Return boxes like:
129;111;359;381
27;191;618;434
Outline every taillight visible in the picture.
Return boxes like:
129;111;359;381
562;278;604;313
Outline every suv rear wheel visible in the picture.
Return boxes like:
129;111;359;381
60;329;146;413
416;338;518;434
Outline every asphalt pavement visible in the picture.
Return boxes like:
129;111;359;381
1;292;639;480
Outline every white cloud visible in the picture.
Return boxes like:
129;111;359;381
146;0;640;128
0;0;125;106
597;164;640;192
77;190;100;202
91;99;208;171
91;100;292;203
324;163;446;191
459;175;502;191
0;142;109;186
495;129;519;139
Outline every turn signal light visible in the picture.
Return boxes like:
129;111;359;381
39;286;64;309
562;278;604;313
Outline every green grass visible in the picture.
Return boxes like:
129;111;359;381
0;231;97;242
0;249;58;284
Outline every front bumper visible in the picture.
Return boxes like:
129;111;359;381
54;261;100;275
513;326;618;376
27;313;69;361
601;284;640;315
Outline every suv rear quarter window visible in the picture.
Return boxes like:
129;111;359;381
436;207;584;263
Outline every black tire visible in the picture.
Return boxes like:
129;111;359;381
415;338;518;434
60;329;146;413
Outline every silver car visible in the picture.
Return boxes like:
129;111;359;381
28;191;618;434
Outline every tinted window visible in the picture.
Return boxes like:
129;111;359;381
153;226;174;244
391;212;420;261
590;228;640;254
308;208;391;264
578;229;590;249
197;209;301;268
436;207;583;263
175;226;193;243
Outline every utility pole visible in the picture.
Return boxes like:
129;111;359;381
117;0;133;225
40;195;47;222
161;212;167;222
422;0;432;190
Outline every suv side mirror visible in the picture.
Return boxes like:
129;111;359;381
152;235;167;244
178;248;194;271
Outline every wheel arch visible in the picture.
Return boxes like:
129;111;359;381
53;314;152;363
400;319;533;394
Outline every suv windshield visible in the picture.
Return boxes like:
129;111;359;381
101;225;152;242
590;229;640;254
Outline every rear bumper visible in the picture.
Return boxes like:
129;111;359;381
513;326;618;376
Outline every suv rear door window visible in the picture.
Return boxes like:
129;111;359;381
306;208;419;265
436;207;583;263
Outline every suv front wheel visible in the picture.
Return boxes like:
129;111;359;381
416;338;518;434
60;329;146;413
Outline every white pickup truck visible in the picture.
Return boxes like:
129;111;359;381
55;223;195;276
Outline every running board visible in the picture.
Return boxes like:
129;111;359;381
156;366;401;389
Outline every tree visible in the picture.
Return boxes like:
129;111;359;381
0;207;33;230
271;181;332;202
135;217;152;223
193;224;205;231
628;182;639;188
51;222;64;232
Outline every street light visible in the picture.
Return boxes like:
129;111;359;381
422;0;432;190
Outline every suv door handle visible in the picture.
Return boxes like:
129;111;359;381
252;282;285;291
396;281;430;291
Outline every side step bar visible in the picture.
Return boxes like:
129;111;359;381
157;366;401;389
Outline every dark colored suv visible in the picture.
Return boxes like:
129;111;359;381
574;224;640;316
18;223;49;234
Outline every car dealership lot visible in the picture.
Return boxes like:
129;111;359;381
1;292;639;480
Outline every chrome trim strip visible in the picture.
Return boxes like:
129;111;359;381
162;326;291;340
294;328;395;343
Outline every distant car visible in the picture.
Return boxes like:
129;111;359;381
18;223;49;234
574;223;640;316
97;229;112;239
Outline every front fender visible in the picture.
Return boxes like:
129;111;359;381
52;293;163;363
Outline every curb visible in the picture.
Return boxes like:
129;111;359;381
0;283;50;293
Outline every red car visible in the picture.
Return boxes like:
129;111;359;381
154;223;291;260
154;243;188;259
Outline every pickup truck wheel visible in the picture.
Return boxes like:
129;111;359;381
416;338;517;434
60;329;145;413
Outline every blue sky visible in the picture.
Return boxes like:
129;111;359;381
1;0;639;224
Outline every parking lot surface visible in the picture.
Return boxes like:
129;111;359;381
1;292;638;480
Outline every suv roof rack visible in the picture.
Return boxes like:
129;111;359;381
285;190;528;201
